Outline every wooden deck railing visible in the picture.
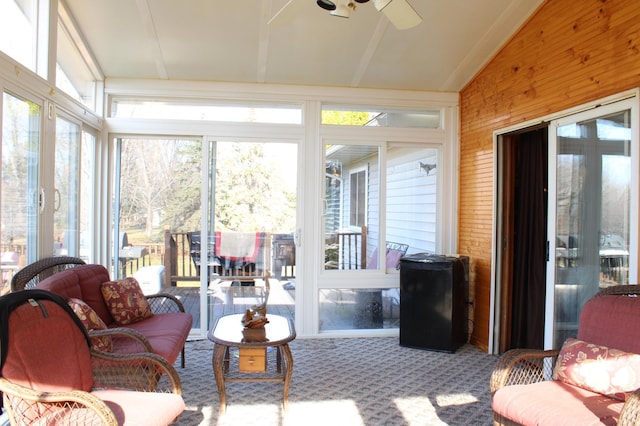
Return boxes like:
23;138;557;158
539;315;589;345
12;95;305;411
325;226;367;270
163;229;273;287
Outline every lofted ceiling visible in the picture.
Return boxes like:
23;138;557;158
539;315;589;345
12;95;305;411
63;0;543;93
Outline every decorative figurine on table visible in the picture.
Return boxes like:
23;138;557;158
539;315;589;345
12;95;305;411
241;272;270;342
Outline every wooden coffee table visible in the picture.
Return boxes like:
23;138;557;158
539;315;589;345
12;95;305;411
208;313;296;414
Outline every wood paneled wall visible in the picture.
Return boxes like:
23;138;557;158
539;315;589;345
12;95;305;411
459;0;640;351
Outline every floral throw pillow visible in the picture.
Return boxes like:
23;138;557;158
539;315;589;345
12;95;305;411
101;277;153;326
67;297;112;352
553;337;640;400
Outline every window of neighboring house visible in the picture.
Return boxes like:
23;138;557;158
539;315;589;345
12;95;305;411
349;168;366;227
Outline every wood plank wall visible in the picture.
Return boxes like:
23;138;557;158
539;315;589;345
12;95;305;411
459;0;640;351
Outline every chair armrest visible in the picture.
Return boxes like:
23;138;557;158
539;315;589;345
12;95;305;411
0;377;118;425
490;348;560;394
90;327;154;353
620;389;640;426
90;349;182;394
146;293;186;314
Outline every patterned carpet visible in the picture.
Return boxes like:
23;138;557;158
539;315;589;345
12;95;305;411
174;337;498;425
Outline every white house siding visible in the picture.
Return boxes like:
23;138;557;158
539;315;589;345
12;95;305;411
339;147;438;265
385;147;438;256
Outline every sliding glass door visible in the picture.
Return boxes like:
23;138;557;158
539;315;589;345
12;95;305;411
548;100;637;348
1;92;41;288
115;137;297;337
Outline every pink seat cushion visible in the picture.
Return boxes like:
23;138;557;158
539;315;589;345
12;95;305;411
493;381;623;426
117;312;192;365
92;389;185;425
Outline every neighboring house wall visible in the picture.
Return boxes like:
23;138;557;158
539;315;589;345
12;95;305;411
386;148;438;255
459;0;640;351
342;148;438;263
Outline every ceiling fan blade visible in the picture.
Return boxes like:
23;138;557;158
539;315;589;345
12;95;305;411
268;0;299;26
382;0;422;30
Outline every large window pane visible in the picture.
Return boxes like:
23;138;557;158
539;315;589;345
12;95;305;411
322;106;441;128
554;110;631;348
1;91;40;290
111;99;302;124
54;116;80;257
0;0;38;71
79;129;95;261
320;144;438;332
116;138;297;333
324;145;378;270
319;288;399;330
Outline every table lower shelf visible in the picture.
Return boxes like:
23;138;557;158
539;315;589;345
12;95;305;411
212;343;294;413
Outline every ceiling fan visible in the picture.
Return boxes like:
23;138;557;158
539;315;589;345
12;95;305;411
269;0;422;30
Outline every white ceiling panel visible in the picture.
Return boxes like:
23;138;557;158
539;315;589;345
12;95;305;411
63;0;543;91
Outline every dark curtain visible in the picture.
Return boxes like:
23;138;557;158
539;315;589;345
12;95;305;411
510;128;548;349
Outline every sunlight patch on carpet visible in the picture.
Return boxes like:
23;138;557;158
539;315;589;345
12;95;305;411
435;392;479;407
283;400;363;426
394;396;448;426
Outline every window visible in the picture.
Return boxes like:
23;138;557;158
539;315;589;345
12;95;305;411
349;168;366;227
0;0;44;75
322;105;441;128
1;91;41;266
57;1;101;111
54;115;80;257
110;98;302;124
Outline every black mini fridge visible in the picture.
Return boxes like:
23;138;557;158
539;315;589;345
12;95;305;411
399;254;469;353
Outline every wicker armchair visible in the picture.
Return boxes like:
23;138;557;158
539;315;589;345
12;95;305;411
0;290;184;425
491;285;640;425
10;255;86;291
16;260;190;368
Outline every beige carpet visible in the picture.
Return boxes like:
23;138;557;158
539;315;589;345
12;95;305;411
173;337;498;425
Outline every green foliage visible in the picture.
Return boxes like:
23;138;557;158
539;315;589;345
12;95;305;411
321;110;371;126
119;140;296;243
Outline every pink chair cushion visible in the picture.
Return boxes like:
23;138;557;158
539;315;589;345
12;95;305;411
101;277;153;326
553;338;640;401
493;380;623;426
37;264;114;325
2;299;94;393
578;295;640;354
92;389;185;425
386;250;404;268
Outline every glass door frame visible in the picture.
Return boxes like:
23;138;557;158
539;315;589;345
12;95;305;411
316;126;453;336
1;87;45;266
110;131;301;340
545;98;639;350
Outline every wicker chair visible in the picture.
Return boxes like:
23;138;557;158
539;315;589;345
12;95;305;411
0;289;185;425
10;255;86;291
491;285;640;425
